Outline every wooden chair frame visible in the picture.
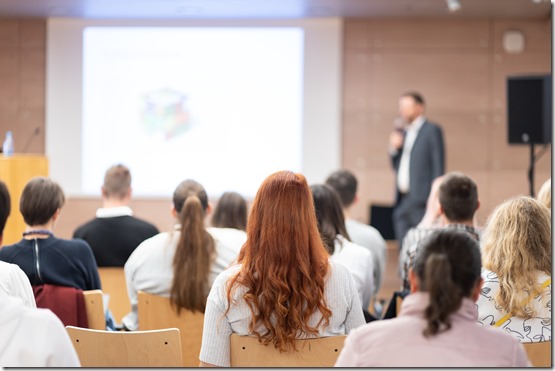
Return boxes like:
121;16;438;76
230;334;347;367
83;289;105;330
138;291;204;367
523;341;551;367
65;326;182;367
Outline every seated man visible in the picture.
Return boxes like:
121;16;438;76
399;171;481;291
73;164;159;267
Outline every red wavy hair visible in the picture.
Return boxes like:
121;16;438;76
226;170;332;352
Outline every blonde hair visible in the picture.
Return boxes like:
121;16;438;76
536;178;551;210
481;196;551;318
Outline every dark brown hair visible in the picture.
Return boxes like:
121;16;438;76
0;180;10;233
170;179;215;313
311;184;351;254
324;169;357;208
20;177;65;226
401;91;425;105
439;172;478;222
211;191;248;231
412;229;481;337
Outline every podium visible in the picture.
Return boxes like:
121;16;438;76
0;155;49;245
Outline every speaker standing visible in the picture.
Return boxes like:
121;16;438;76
388;92;445;251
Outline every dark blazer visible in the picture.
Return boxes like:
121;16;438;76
391;120;445;237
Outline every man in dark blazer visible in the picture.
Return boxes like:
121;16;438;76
388;92;445;250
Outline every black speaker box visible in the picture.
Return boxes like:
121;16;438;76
507;74;552;144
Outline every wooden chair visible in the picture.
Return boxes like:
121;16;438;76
230;334;346;367
522;341;551;367
65;326;182;367
138;291;204;367
83;289;105;330
98;267;130;324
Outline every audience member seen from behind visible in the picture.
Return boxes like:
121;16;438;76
199;171;365;367
0;291;80;367
122;180;241;331
399;172;480;291
476;196;551;343
0;180;36;308
335;229;530;367
73;164;159;267
325;169;386;298
536;178;551;210
399;174;444;273
311;184;374;315
0;177;101;291
208;191;248;257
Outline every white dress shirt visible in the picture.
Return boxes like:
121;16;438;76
397;116;426;193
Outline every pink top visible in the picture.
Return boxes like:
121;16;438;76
335;292;530;367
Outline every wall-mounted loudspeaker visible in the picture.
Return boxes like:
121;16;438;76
507;74;552;144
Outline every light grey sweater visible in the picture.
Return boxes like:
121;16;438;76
199;261;366;367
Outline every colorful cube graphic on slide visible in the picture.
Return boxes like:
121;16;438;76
141;88;190;140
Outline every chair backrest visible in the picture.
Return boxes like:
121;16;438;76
97;267;130;324
65;326;182;367
83;289;105;330
138;291;204;367
230;334;347;367
522;341;551;367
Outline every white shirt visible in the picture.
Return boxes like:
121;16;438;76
345;219;387;296
0;292;80;367
96;206;133;218
397;115;426;193
476;268;551;343
331;235;374;310
0;261;36;308
122;225;241;331
199;261;365;367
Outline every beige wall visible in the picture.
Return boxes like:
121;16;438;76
342;18;551;228
0;17;551;240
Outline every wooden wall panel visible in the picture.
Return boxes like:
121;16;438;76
0;17;550;241
342;18;551;226
0;19;45;155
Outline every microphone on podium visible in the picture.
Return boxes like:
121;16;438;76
22;127;41;153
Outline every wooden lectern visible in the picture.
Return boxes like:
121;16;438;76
0;155;49;246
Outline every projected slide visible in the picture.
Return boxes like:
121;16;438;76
82;27;303;197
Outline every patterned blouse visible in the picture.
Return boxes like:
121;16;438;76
476;269;551;343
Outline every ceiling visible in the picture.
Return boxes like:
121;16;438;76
0;0;551;20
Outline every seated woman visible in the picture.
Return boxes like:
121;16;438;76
208;191;248;255
122;179;241;331
310;184;374;312
0;177;101;291
476;195;551;343
199;171;365;367
335;229;529;367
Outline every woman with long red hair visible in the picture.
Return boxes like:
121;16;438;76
199;170;365;367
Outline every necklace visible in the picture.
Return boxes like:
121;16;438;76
22;229;54;237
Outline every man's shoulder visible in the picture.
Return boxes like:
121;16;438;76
346;219;385;242
73;218;99;236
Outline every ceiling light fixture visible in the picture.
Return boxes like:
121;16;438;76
446;0;461;13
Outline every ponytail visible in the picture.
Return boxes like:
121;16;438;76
422;253;462;337
170;193;215;313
